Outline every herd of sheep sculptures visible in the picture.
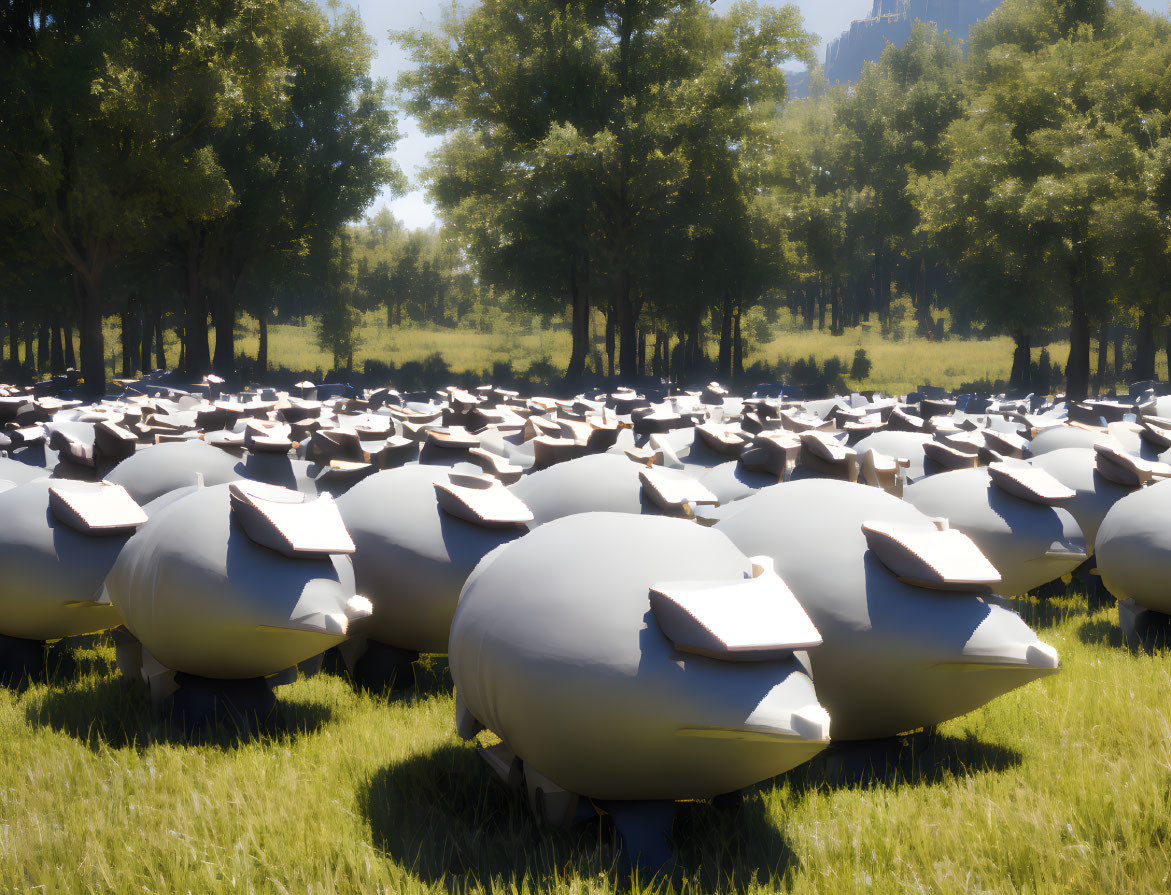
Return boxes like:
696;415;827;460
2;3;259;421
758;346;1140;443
2;373;1170;865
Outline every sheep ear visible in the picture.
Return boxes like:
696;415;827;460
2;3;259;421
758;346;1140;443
1094;441;1171;488
230;481;355;557
639;467;718;515
1139;416;1171;450
434;474;533;528
922;440;978;470
650;558;821;661
862;520;1001;592
49;483;147;536
988;462;1074;505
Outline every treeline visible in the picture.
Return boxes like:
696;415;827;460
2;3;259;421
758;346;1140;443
0;0;399;393
399;0;1171;398
3;0;1171;399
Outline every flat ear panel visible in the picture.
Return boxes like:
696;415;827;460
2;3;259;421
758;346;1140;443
243;421;293;454
434;474;534;528
650;560;821;661
923;440;978;470
799;431;850;463
1094;441;1171;488
639;467;719;514
49;429;96;467
624;445;661;466
982;428;1029;458
861;448;907;496
989;462;1075;505
11;426;46;446
468;447;523;485
862;520;1001;592
695;423;746;456
50;483;147;536
1139;416;1171;450
426;427;480;450
229;481;355;557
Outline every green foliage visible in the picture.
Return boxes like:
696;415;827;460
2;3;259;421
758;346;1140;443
395;0;813;379
5;0;1171;395
0;0;399;388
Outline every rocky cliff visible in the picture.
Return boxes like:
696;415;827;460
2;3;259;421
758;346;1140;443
822;0;1002;86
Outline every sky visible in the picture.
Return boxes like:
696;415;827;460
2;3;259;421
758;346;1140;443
337;0;1168;230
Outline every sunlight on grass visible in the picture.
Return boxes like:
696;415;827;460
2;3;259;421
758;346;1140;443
0;591;1168;892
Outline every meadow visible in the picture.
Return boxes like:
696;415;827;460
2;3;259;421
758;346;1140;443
85;302;1167;396
1;588;1168;893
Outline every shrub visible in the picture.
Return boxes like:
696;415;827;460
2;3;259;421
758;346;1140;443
850;347;872;381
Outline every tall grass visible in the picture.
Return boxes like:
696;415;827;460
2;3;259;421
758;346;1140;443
0;590;1168;892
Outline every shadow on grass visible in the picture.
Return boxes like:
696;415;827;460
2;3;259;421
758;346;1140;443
0;632;113;693
781;730;1023;794
361;743;795;893
24;671;335;752
322;650;455;703
1076;618;1126;650
1004;589;1091;631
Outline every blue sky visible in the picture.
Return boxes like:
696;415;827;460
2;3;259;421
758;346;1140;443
335;0;1168;229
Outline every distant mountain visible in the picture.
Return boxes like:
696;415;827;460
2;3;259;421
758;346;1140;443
787;0;1002;98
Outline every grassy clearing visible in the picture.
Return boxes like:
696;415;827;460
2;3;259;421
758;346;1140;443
1;588;1169;892
92;305;1165;395
8;305;1128;394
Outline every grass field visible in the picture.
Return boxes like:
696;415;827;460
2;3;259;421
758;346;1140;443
1;588;1168;892
71;304;1162;396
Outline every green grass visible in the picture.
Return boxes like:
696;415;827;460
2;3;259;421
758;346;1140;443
29;303;1167;394
2;588;1169;892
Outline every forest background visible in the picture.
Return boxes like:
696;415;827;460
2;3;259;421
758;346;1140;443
3;0;1171;400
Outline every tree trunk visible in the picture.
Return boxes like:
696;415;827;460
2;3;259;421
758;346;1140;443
1166;323;1171;384
121;305;139;377
184;243;211;376
1094;319;1109;395
50;320;64;374
212;281;238;377
605;301;615;378
1135;304;1156;383
37;321;49;372
1113;327;1124;389
1065;278;1090;401
257;305;269;376
64;319;75;370
154;303;165;370
140;305;152;374
717;293;733;380
817;274;825;331
617;274;637;379
637;327;646;377
732;305;743;378
565;255;589;381
6;306;17;364
77;274;106;394
1009;332;1032;391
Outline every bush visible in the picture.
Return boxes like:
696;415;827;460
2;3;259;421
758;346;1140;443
363;358;395;384
783;353;848;398
520;356;560;390
850;347;872;381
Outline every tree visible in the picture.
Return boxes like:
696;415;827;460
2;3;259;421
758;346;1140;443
1;1;286;392
919;0;1167;399
397;0;811;380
